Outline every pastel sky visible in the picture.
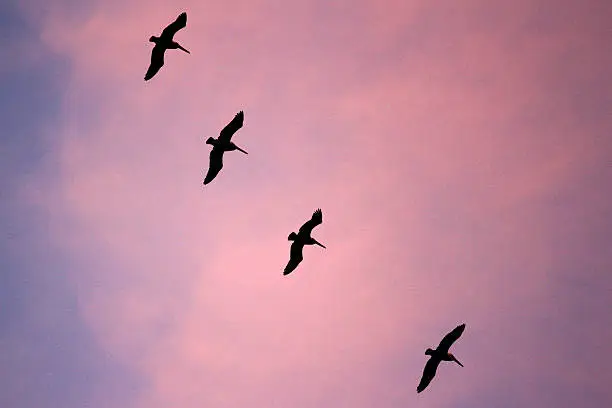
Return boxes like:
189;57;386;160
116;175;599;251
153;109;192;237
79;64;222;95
1;0;611;407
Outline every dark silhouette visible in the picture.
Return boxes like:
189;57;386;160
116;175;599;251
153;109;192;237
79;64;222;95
284;209;326;275
417;323;466;393
145;12;190;81
203;111;247;185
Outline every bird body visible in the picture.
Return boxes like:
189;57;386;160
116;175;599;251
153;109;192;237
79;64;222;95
417;324;466;393
145;12;190;81
204;111;247;185
284;209;326;275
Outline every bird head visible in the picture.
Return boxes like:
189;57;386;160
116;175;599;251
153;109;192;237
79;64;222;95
206;137;216;145
149;36;159;43
233;144;248;154
288;232;298;241
425;348;434;356
312;238;326;248
449;353;464;367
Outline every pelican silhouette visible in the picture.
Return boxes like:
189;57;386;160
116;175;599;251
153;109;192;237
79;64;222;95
144;12;190;81
417;323;465;393
203;111;247;185
284;209;326;275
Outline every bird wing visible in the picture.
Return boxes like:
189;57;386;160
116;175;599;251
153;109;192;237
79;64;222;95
203;147;224;185
298;208;323;236
284;241;304;275
417;357;441;393
160;12;187;40
218;111;244;143
437;324;466;353
144;45;165;80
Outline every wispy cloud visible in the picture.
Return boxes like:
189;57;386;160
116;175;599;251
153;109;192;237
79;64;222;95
4;0;611;407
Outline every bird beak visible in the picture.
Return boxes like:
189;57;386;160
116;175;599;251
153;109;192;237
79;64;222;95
236;146;248;154
178;45;190;54
452;356;464;367
313;239;326;249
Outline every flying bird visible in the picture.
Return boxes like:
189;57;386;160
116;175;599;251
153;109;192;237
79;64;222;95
284;209;326;275
144;12;190;81
417;323;465;393
203;111;247;185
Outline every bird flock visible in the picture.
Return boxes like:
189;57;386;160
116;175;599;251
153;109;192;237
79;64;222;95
145;11;465;395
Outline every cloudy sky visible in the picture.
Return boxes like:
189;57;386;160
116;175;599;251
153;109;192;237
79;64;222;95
1;0;611;407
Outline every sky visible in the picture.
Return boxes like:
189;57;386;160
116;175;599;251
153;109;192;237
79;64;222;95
1;0;611;407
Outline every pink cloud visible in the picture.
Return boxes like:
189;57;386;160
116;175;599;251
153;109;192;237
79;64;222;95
18;0;612;407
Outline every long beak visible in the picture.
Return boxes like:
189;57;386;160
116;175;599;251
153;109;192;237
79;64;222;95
313;239;326;249
178;45;190;54
452;356;464;367
236;146;248;154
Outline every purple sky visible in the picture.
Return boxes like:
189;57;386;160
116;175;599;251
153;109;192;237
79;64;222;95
1;0;611;407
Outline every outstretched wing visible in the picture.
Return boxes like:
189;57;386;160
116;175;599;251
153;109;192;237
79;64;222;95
437;324;466;353
219;111;244;142
204;148;224;185
144;45;165;81
160;12;187;41
298;208;323;236
284;241;304;275
417;357;441;393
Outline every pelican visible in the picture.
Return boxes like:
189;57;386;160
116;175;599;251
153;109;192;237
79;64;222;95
144;12;190;81
203;111;247;185
417;323;466;393
284;209;326;275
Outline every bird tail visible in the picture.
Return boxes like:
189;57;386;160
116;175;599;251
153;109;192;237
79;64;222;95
288;232;297;241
